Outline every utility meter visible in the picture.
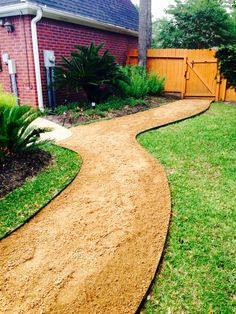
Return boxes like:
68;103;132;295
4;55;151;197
44;50;56;110
8;59;16;74
44;50;56;67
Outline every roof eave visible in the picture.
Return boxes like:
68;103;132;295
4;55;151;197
0;3;138;37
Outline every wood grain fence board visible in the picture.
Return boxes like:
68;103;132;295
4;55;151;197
127;49;236;102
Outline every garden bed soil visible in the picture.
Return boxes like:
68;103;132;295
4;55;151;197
45;95;178;128
0;150;52;198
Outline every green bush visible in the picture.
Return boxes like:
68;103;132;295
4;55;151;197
215;45;236;90
147;71;165;95
55;42;130;103
0;85;17;111
117;65;165;99
118;66;148;98
0;106;50;158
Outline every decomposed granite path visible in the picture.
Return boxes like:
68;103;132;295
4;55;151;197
0;100;211;314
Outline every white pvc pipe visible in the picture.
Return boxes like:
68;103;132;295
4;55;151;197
31;8;44;111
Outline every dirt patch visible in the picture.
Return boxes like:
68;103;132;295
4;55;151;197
45;96;178;128
0;150;52;198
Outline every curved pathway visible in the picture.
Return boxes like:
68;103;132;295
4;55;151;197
0;100;210;313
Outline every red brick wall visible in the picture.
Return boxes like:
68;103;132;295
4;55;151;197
37;18;138;105
0;16;138;107
0;16;38;106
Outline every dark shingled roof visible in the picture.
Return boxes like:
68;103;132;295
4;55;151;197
0;0;139;31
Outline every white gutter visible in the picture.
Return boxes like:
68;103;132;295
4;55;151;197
31;7;44;111
0;3;138;37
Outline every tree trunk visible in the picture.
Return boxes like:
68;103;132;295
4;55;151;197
138;0;152;67
147;0;152;48
138;0;148;67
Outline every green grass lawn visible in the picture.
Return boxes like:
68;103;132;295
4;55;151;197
0;145;81;239
138;103;236;314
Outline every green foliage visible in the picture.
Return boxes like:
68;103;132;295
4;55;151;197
118;66;148;98
216;45;236;90
96;96;145;111
55;42;130;103
153;0;236;48
118;66;165;98
220;0;236;10
0;106;50;158
54;102;80;115
0;85;17;111
147;71;165;95
80;108;106;117
54;97;145;116
0;145;81;238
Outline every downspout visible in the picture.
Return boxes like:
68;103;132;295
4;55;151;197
31;7;44;111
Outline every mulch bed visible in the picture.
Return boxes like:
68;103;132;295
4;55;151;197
45;95;179;128
0;150;52;199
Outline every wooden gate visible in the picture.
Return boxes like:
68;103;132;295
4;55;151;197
127;49;236;102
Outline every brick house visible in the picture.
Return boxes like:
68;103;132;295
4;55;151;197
0;0;138;109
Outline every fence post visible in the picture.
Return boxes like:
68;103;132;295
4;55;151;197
181;57;188;99
215;71;221;101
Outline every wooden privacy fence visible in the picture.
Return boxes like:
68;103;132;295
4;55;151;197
127;49;236;102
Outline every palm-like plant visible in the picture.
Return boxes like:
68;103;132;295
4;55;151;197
55;42;130;103
0;105;50;158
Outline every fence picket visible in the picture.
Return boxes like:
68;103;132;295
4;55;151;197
127;49;236;102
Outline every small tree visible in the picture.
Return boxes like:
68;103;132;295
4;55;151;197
152;0;236;49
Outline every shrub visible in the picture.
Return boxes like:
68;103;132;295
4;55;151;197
55;42;130;103
215;45;236;90
147;71;165;95
0;106;50;158
0;85;17;111
117;65;165;98
118;66;149;98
